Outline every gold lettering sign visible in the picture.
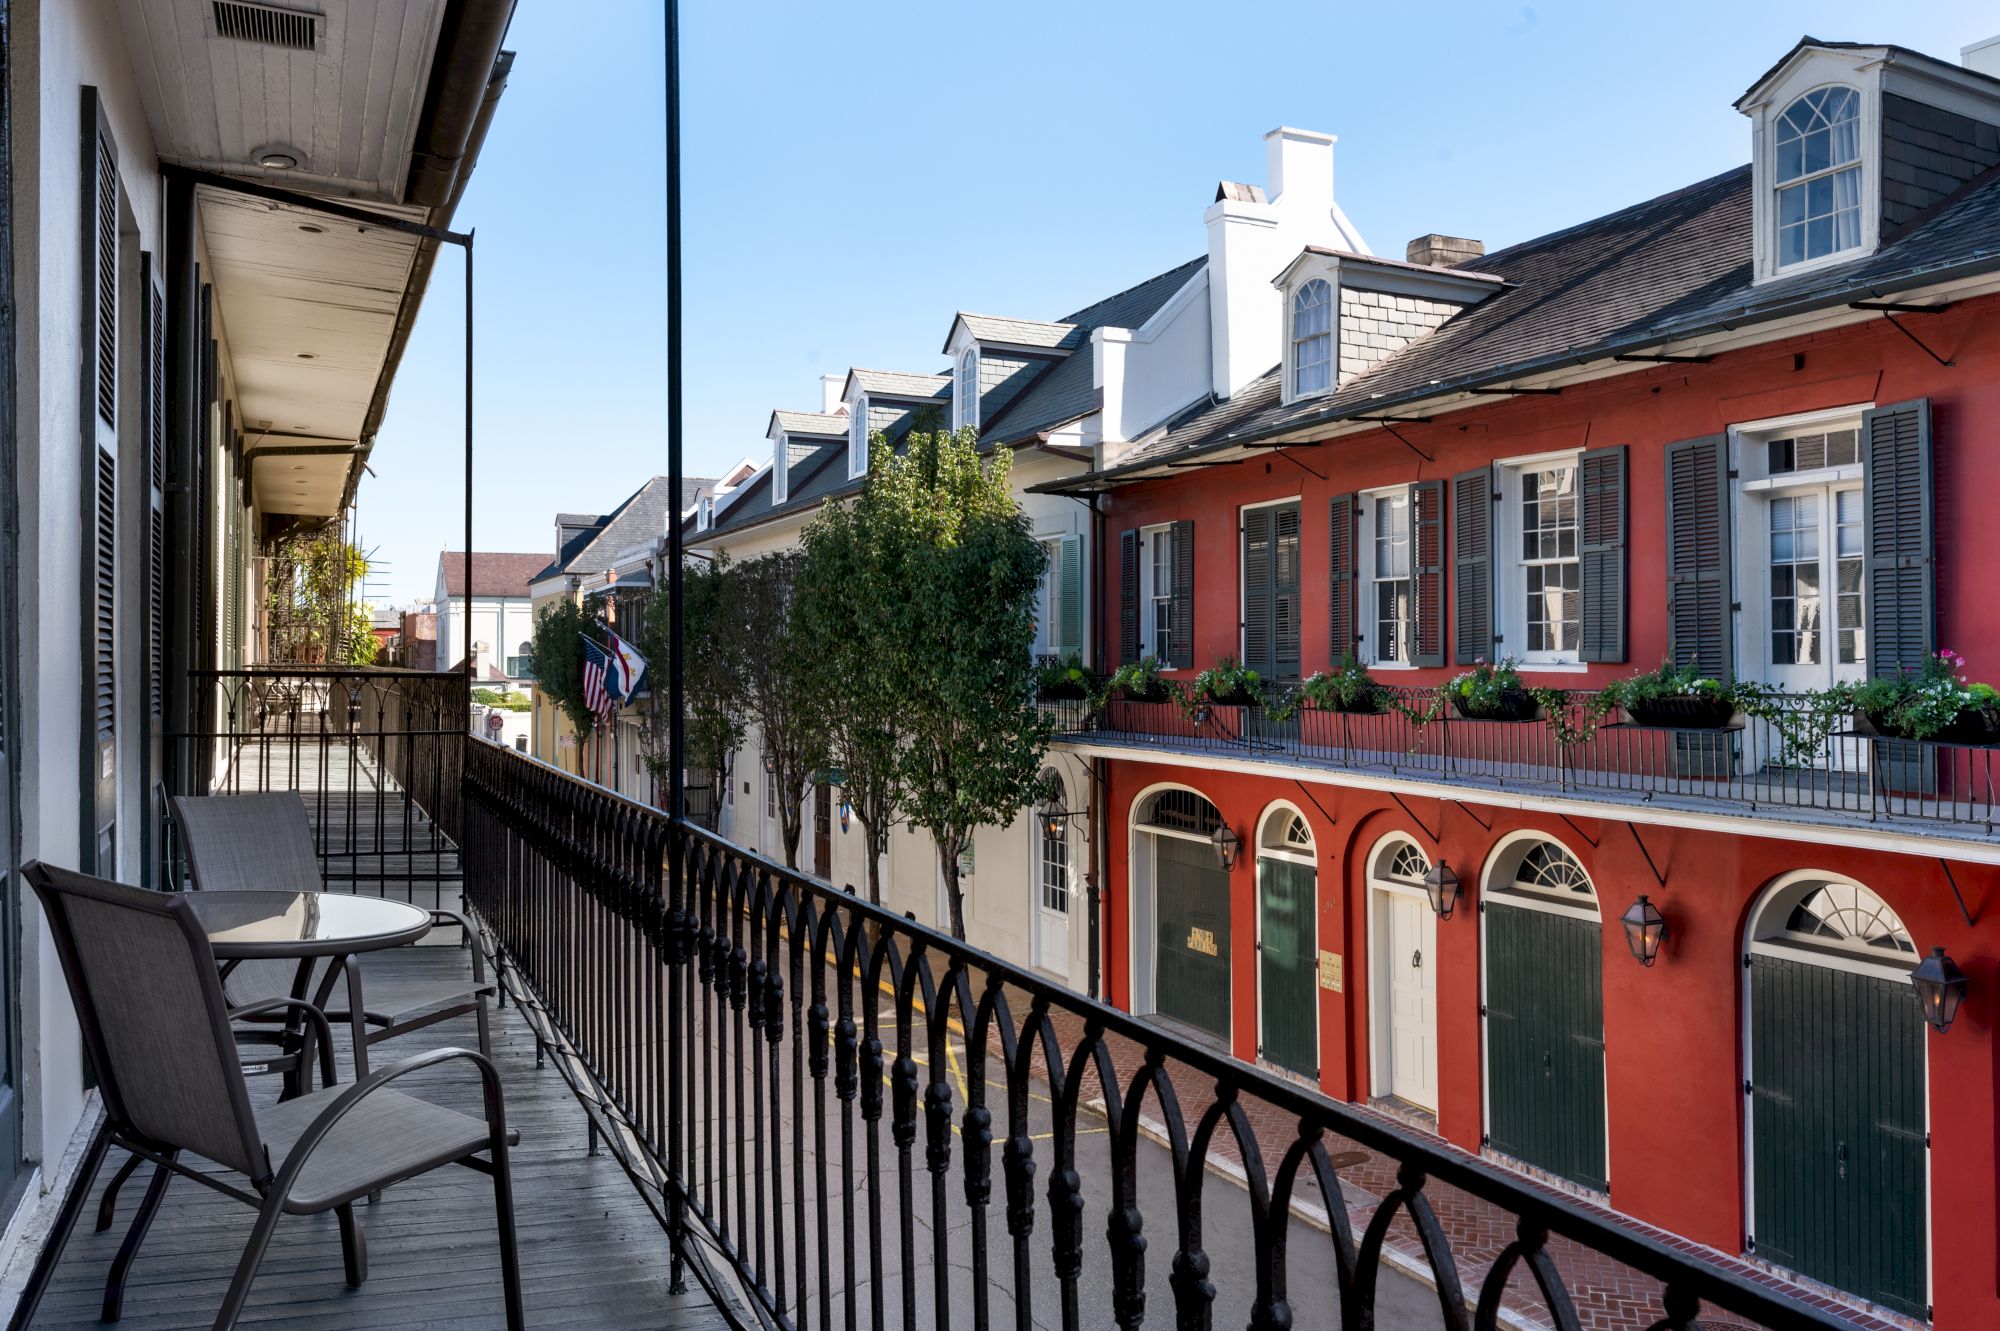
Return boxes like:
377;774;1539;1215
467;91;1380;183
1185;926;1219;957
1318;951;1343;992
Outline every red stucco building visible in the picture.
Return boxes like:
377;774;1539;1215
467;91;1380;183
1041;36;2000;1327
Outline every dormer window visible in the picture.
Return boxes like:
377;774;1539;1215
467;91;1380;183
954;349;979;432
696;496;712;531
1775;87;1862;268
1291;278;1333;397
849;399;868;478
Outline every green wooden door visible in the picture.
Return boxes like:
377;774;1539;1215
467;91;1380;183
1153;834;1231;1042
1257;857;1316;1076
1751;955;1926;1318
1484;905;1606;1190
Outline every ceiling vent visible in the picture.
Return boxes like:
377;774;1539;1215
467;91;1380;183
211;1;320;51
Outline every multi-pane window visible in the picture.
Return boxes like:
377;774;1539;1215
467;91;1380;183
1767;427;1858;474
1520;465;1580;655
764;757;777;819
956;350;979;431
1775;87;1861;268
1036;537;1062;654
1291;278;1332;396
850;399;868;476
1371;493;1411;664
1147;527;1174;659
1770;490;1864;666
1039;818;1069;916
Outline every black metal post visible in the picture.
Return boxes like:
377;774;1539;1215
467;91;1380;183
663;0;690;1297
464;233;475;705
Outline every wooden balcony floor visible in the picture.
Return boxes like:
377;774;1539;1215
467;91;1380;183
27;942;730;1331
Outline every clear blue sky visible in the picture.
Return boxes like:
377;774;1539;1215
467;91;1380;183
356;0;1998;604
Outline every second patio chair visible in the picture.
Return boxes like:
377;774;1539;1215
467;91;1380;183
13;862;523;1330
169;791;495;1069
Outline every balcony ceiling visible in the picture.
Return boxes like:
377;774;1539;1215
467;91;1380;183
116;0;458;522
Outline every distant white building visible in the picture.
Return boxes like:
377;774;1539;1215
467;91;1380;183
431;551;547;685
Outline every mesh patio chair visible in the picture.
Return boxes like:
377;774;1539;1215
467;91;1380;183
12;862;523;1331
169;792;495;1071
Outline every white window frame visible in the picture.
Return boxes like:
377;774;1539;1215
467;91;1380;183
1493;449;1585;669
1728;404;1873;683
1277;254;1340;406
1139;522;1175;661
848;396;869;479
1746;61;1880;285
772;434;790;505
1290;279;1333;399
1772;85;1865;272
1356;485;1415;669
955;348;980;432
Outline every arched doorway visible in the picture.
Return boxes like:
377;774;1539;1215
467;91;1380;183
1481;836;1606;1190
1746;874;1926;1318
1130;787;1231;1043
1255;804;1317;1078
1367;835;1438;1113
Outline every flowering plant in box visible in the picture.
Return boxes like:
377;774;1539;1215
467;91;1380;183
1852;649;2000;743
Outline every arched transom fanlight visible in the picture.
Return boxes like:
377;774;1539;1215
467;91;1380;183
1143;788;1222;837
1384;840;1430;885
1779;881;1914;956
1512;842;1594;900
1263;810;1313;852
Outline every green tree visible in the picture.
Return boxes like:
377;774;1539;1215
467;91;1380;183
529;595;606;740
737;552;828;868
859;426;1049;938
798;496;906;903
633;554;750;824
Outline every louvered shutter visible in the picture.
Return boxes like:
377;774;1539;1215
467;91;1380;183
1411;480;1446;668
93;449;115;741
1273;503;1301;678
1578;445;1628;663
81;98;119;753
1241;506;1274;677
1663;434;1732;678
1119;529;1139;665
1169;519;1194;669
1452;468;1492;665
1862;399;1933;677
1057;534;1082;658
143;256;165;715
1328;494;1357;662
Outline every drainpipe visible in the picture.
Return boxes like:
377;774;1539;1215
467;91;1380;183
1085;492;1107;1001
404;2;515;210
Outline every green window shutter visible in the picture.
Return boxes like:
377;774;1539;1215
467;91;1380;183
1663;434;1732;679
1452;467;1492;665
1578;445;1628;663
1274;502;1301;679
1169;519;1194;669
1862;399;1933;677
1241;506;1274;676
1411;480;1446;668
1057;534;1083;658
1328;494;1357;662
1119;528;1139;665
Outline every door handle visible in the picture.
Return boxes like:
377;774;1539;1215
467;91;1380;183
1836;1140;1847;1180
1542;1052;1552;1076
1411;949;1422;969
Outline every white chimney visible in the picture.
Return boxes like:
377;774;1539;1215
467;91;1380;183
819;373;845;416
1965;35;2000;80
1202;127;1371;400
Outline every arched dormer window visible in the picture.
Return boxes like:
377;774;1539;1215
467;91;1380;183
954;349;979;432
1775;86;1861;268
849;400;868;478
1291;278;1333;397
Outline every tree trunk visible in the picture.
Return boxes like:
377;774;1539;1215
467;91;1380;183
939;838;966;940
864;832;883;906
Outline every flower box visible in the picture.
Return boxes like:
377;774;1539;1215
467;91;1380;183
1853;707;2000;746
1450;689;1540;723
1623;696;1739;730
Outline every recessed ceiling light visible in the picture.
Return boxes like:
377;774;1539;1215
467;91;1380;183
296;353;315;360
292;464;305;470
254;144;301;170
298;223;324;235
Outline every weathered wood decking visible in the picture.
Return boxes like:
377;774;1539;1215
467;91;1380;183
28;941;732;1329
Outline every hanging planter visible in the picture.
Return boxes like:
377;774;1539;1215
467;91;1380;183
1623;695;1739;729
1850;650;2000;746
1448;658;1540;722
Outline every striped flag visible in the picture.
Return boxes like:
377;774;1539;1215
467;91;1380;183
606;630;648;703
581;635;617;717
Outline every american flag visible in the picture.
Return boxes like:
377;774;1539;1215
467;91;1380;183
580;635;617;717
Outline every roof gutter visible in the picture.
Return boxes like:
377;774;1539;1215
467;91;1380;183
1058;246;2000;490
340;15;517;512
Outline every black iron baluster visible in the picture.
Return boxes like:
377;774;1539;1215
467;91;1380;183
858;930;888;1331
1353;1162;1469;1331
833;915;862;1331
890;942;922;1331
964;979;1012;1331
1473;1217;1582;1331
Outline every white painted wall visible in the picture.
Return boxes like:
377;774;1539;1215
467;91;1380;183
433;592;536;681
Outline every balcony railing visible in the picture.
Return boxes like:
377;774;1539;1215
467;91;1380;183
1043;685;2000;836
461;741;1854;1331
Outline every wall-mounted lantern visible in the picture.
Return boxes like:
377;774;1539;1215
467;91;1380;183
1210;823;1241;872
1041;785;1070;842
1912;946;1968;1033
760;753;775;775
1620;894;1669;967
1422;859;1461;920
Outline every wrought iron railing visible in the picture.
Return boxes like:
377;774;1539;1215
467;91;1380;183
1042;685;2000;834
166;667;467;902
460;742;1852;1331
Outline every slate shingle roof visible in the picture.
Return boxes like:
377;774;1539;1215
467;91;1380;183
849;369;951;399
532;474;715;584
949;313;1082;351
770;410;848;437
439;552;549;599
1099;161;2000;477
982;257;1208;446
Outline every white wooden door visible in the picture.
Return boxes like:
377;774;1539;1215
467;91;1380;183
1383;891;1438;1111
1763;483;1866;769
